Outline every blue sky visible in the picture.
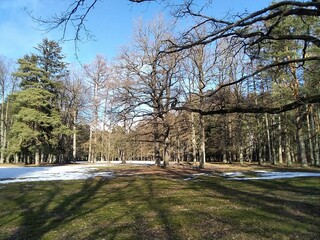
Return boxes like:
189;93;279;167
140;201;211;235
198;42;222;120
0;0;272;65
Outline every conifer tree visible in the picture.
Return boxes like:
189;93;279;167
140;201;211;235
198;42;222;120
8;39;69;164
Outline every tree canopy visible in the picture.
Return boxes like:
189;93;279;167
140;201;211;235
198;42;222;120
32;0;320;115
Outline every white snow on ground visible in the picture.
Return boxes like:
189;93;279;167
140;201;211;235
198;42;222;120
222;171;320;180
0;165;113;184
221;172;245;178
75;160;155;166
2;161;319;184
0;161;156;184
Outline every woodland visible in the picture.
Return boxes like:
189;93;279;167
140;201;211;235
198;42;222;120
0;0;320;168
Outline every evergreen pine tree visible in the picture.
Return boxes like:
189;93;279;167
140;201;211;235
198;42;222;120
8;39;70;164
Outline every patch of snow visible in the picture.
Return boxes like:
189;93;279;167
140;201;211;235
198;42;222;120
184;172;211;181
75;160;156;166
223;171;320;180
0;165;113;184
183;177;195;181
126;160;156;166
221;172;245;178
193;173;211;176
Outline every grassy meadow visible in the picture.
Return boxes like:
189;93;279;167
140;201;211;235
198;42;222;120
0;163;319;240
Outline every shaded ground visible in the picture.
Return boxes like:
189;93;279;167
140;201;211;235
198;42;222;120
110;162;320;179
0;162;319;240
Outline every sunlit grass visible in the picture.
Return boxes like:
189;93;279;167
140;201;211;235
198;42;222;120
0;165;319;239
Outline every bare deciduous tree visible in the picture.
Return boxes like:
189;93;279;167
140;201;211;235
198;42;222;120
114;17;181;166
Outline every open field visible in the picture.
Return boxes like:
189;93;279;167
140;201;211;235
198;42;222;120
0;163;320;239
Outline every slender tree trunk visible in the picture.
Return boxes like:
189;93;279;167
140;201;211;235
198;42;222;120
35;149;40;165
223;118;228;163
316;108;320;166
278;114;283;164
223;153;227;163
107;125;111;162
307;108;314;165
314;131;320;166
265;113;274;164
296;108;307;166
154;141;161;166
88;125;93;163
297;126;307;166
177;126;181;163
199;114;206;168
120;149;126;164
239;146;244;164
0;94;4;163
153;117;161;166
72;110;77;162
286;137;292;166
227;117;232;164
14;154;19;164
312;108;320;166
191;112;197;163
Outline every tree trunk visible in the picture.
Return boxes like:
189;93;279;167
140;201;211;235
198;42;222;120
120;149;126;164
88;125;93;163
297;127;307;166
199;114;206;168
286;140;292;166
314;133;320;166
307;107;315;165
73;110;77;162
296;108;307;166
154;141;161;167
191;112;197;163
163;138;170;167
278;114;283;164
177;127;181;163
35;150;40;165
0;93;4;163
239;146;244;164
265;113;274;164
153;115;162;166
14;154;19;164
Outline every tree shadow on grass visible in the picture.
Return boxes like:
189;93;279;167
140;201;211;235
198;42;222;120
88;176;185;240
2;175;185;240
2;168;320;240
186;177;320;239
5;179;108;239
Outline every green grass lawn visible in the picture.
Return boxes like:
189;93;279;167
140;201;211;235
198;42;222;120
0;164;319;240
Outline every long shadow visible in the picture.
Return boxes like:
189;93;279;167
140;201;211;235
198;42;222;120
186;177;320;239
5;179;107;239
4;177;158;239
2;166;319;239
3;174;180;239
240;177;320;196
1;167;153;238
143;177;182;240
89;176;184;240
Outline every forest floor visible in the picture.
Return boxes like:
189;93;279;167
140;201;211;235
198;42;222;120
0;162;319;239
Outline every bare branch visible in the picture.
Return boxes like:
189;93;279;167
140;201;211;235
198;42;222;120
29;0;98;42
166;1;320;53
207;56;320;97
174;94;320;115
